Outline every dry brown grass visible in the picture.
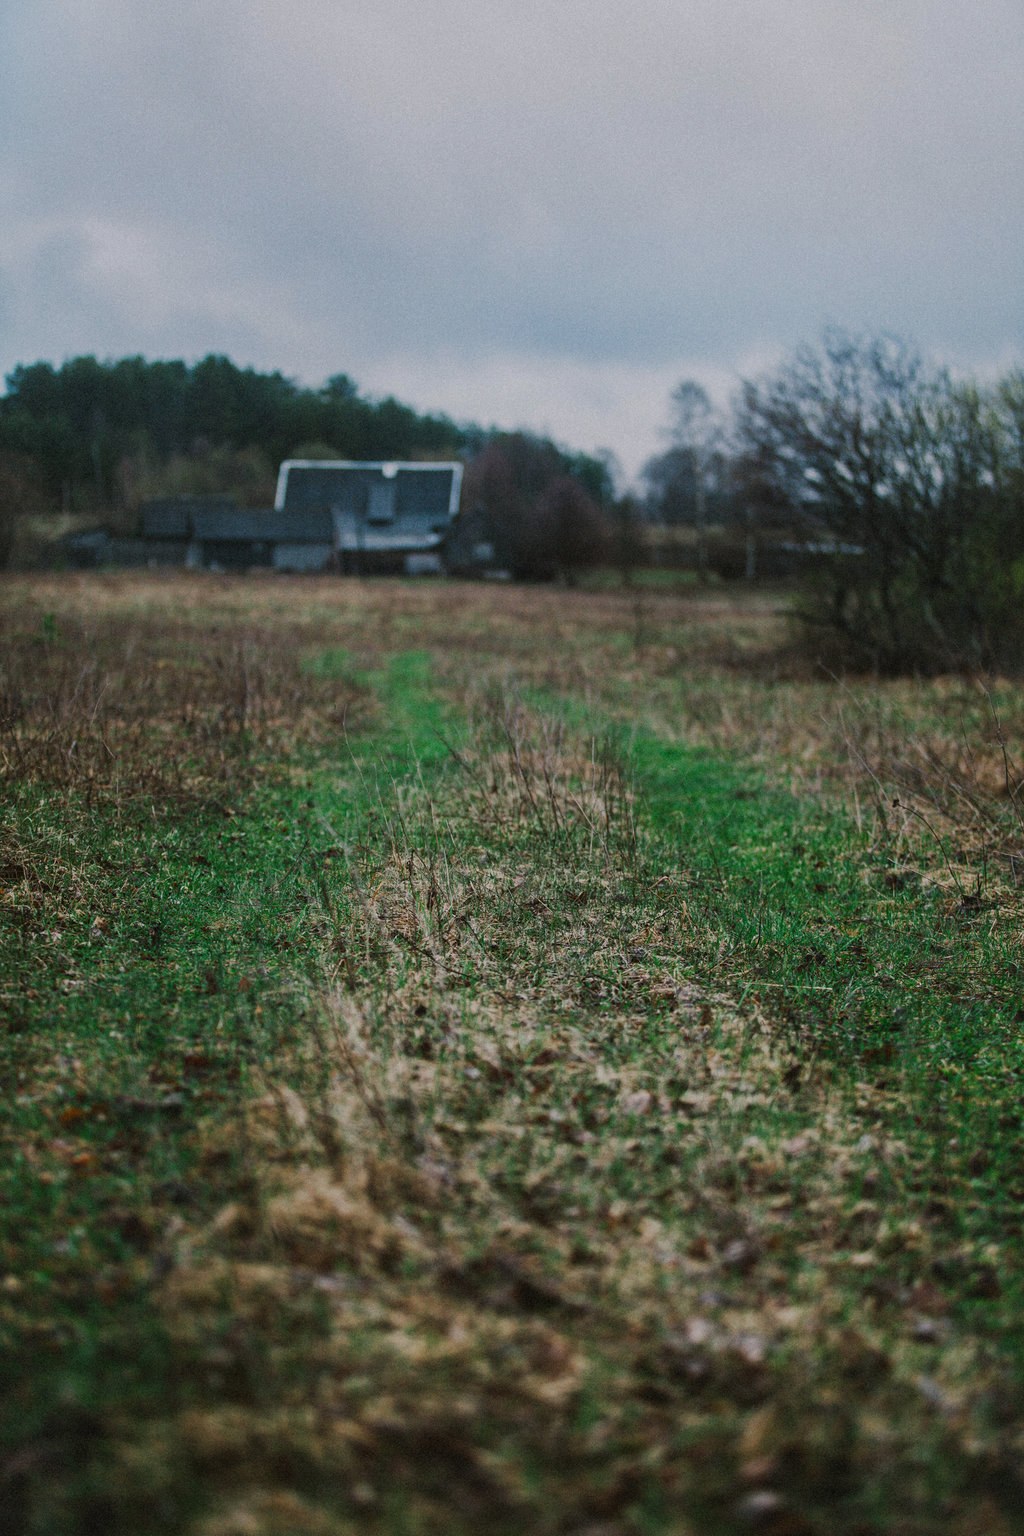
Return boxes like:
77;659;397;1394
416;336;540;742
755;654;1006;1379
1;573;371;803
5;571;1024;1535
132;693;1017;1535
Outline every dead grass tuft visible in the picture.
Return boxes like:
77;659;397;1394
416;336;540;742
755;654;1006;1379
134;690;1016;1531
0;583;369;808
5;572;1024;1532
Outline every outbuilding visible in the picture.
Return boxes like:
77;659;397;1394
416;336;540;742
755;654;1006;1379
186;507;335;571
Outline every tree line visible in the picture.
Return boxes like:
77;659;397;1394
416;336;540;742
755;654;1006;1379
5;337;1024;672
0;352;613;562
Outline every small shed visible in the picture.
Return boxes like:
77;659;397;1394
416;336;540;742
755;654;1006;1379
187;508;336;571
141;496;235;539
138;496;230;564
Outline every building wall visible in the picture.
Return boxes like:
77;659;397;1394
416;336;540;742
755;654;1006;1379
272;543;334;572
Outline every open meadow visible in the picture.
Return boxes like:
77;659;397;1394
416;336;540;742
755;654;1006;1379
3;571;1024;1536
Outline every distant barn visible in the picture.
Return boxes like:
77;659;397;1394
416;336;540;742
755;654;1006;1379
275;460;463;575
65;465;466;574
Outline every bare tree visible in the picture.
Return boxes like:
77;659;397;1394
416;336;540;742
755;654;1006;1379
532;475;606;583
737;330;1024;670
668;381;720;579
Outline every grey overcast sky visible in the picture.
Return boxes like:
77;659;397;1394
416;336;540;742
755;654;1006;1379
1;0;1022;479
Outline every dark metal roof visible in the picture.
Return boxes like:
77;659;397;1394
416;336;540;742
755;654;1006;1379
275;462;463;535
141;496;235;539
190;508;334;542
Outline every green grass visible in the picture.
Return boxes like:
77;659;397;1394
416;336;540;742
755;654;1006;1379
627;732;1024;1340
0;646;481;1532
4;586;1024;1534
635;729;1024;1061
1;776;317;1506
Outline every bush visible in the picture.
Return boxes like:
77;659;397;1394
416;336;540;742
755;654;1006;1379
459;435;609;580
738;332;1024;673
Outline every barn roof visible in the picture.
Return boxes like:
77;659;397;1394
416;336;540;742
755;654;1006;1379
275;461;463;528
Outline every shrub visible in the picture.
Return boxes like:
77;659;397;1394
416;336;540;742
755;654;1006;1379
738;332;1024;673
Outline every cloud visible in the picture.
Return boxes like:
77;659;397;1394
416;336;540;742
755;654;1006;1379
2;0;1022;474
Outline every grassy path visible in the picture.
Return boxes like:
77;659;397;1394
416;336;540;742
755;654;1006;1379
4;608;1024;1534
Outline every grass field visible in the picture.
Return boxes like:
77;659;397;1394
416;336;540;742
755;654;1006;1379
3;571;1024;1536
